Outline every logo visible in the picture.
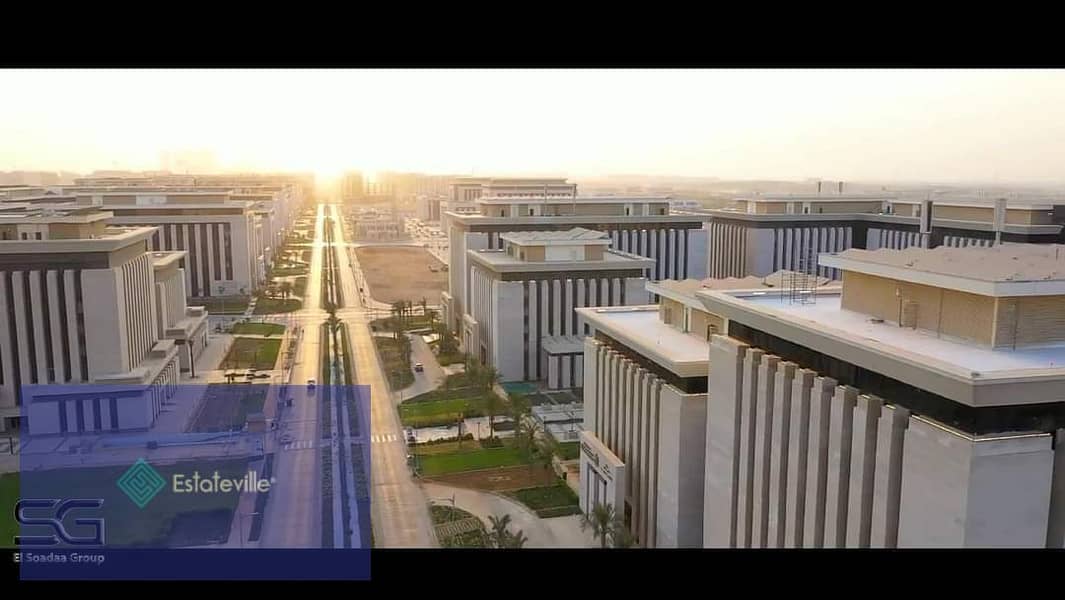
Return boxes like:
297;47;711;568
116;458;166;508
15;499;106;546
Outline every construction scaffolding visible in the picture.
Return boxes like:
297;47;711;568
782;245;818;305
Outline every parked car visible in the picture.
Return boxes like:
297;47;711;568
307;378;316;389
414;363;424;372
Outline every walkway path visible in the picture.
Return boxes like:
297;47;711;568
420;481;597;548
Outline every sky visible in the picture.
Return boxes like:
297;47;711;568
2;69;1065;184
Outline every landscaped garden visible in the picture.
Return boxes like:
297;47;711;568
221;337;282;371
506;483;581;518
430;505;487;548
253;297;301;315
197;297;250;315
188;384;269;432
229;322;285;336
374;336;414;390
417;444;529;477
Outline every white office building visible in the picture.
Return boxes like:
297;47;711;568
464;228;651;385
443;194;710;336
0;206;207;435
71;191;267;297
576;271;826;547
699;244;1065;548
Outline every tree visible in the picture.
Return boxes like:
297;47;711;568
486;514;528;549
279;281;293;300
581;502;619;549
534;430;559;474
420;297;428;318
484;391;502;440
482;366;501;393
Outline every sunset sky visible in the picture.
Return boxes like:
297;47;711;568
3;69;1064;184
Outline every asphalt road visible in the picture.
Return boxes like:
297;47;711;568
258;204;437;548
259;205;327;548
330;205;438;548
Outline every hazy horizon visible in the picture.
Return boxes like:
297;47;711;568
4;69;1065;185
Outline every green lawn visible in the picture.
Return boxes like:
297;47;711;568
399;396;494;428
12;459;250;547
371;315;439;332
418;447;529;477
507;484;579;511
375;337;414;390
229;322;286;336
0;472;18;548
196;297;250;315
222;337;282;370
188;384;269;432
558;442;580;461
253;298;302;315
271;266;309;277
436;350;465;366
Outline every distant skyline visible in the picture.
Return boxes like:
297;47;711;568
3;69;1065;185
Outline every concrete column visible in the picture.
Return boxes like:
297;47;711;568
803;376;837;548
824;385;857;548
705;335;748;548
846;394;883;548
1047;429;1065;548
870;405;908;548
752;354;779;547
737;347;764;548
898;417;1054;548
768;361;797;548
785;369;816;547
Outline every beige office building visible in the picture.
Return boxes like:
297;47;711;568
576;271;828;547
0;205;207;435
699;243;1065;548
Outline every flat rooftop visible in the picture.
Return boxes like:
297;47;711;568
577;305;708;378
822;244;1065;296
501;227;610;245
468;248;652;272
698;288;1065;407
477;195;668;204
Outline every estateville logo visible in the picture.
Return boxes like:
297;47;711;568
116;458;273;509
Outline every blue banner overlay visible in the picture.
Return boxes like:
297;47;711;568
10;384;371;580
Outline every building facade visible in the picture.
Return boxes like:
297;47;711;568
464;228;651;384
576;272;830;547
443;195;711;336
697;243;1065;548
705;194;1065;280
0;206;205;435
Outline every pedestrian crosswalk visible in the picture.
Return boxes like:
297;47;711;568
370;434;398;444
281;440;317;451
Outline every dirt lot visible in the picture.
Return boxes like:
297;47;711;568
355;246;448;305
424;465;557;492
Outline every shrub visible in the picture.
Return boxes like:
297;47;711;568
536;505;582;519
479;437;504;449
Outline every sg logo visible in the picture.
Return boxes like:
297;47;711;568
14;499;106;547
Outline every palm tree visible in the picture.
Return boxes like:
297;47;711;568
487;514;511;548
420;297;428;319
506;529;529;548
482;366;501;393
581;502;619;549
534;430;559;474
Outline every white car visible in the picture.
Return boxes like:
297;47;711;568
307;378;316;389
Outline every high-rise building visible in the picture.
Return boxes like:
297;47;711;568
464;228;652;384
697;243;1065;548
703;194;1065;279
341;171;364;203
576;271;831;547
443;189;711;336
0;205;207;435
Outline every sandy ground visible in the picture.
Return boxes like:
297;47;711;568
354;246;448;306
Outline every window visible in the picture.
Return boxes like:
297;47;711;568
35;232;42;240
803;206;810;214
20;233;27;240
